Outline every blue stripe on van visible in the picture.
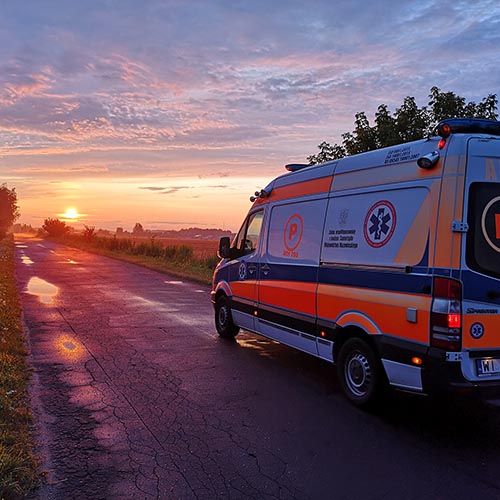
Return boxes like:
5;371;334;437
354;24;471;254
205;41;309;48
461;270;500;305
259;263;432;295
318;266;431;294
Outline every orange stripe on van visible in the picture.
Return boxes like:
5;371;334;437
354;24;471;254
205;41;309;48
317;284;431;344
270;177;332;202
463;315;500;349
259;280;317;316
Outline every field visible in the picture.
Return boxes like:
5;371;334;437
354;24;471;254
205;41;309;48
56;233;222;285
120;236;220;258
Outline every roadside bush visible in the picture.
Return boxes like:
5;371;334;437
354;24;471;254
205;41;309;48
82;225;96;242
42;218;70;237
164;245;193;262
202;254;221;269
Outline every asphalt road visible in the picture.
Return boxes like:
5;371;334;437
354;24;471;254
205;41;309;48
15;237;500;500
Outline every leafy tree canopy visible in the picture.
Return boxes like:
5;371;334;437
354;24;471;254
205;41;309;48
42;218;70;237
307;87;498;165
0;184;20;239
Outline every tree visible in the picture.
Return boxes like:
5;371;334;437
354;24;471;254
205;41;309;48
307;87;499;165
0;184;20;239
132;222;144;235
42;218;70;237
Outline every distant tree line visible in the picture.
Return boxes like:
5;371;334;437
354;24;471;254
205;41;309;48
307;86;498;165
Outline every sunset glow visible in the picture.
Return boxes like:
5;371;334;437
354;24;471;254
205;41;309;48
62;208;79;220
1;2;499;232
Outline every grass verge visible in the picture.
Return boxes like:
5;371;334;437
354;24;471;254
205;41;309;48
0;236;39;499
54;234;220;285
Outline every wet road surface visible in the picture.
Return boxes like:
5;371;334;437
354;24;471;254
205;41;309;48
15;237;500;500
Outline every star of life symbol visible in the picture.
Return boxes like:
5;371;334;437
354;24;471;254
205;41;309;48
363;200;396;248
470;322;485;340
238;262;247;281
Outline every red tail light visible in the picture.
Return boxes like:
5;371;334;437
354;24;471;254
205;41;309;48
430;277;462;351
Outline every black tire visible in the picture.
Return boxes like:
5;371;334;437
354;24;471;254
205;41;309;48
215;296;239;338
337;338;386;408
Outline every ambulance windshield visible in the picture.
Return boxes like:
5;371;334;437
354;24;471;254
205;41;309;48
466;182;500;278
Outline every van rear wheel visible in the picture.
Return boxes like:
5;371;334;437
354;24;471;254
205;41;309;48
337;338;385;407
215;296;239;338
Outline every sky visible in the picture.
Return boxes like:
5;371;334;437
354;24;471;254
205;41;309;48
1;0;500;232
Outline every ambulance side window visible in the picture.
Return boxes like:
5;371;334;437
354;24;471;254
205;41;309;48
233;211;264;257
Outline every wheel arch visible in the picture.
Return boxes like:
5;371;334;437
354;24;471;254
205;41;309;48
333;325;383;367
213;281;232;302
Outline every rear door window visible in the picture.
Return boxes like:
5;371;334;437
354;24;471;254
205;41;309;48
466;182;500;278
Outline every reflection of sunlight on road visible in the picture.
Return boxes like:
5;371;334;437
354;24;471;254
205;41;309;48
56;335;86;362
26;277;59;304
21;255;34;265
237;337;279;358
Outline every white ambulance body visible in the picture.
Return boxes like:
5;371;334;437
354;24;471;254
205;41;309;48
211;118;500;406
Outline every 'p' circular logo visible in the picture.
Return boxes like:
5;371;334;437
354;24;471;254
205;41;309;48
364;201;396;248
284;214;303;252
481;196;500;253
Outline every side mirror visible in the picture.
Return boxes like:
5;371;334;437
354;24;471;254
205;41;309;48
218;237;231;259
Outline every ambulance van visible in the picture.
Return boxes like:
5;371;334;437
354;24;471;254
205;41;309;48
211;118;500;406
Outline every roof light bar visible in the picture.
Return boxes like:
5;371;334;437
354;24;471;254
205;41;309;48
437;118;500;138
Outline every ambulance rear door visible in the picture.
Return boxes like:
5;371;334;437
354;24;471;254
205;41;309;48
461;137;500;369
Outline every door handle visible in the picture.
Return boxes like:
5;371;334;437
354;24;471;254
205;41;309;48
248;264;257;274
262;264;270;275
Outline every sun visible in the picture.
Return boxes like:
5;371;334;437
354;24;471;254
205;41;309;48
63;207;79;219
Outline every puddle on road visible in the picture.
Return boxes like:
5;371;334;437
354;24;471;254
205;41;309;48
16;244;28;248
21;256;34;265
26;277;59;304
165;280;184;285
56;335;85;361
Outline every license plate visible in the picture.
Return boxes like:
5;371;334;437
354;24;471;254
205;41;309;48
476;358;500;376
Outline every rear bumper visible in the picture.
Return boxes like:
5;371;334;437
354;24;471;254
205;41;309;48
422;347;500;398
376;335;500;398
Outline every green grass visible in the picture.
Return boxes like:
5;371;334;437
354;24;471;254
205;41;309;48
55;234;220;285
0;236;39;499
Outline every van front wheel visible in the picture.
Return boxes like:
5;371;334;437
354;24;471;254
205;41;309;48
337;338;385;407
215;296;239;338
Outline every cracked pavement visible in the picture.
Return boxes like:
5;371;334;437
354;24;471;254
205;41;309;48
15;237;500;500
